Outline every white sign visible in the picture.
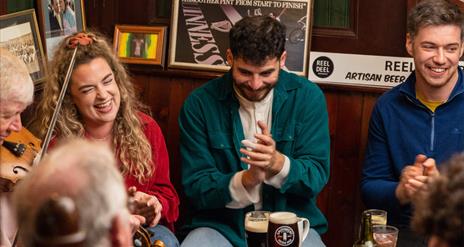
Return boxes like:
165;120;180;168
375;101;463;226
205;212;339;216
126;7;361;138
308;51;464;88
308;52;415;88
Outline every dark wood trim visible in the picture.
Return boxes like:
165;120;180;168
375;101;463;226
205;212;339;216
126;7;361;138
313;0;358;39
407;0;418;11
0;0;7;15
127;64;223;80
318;83;389;94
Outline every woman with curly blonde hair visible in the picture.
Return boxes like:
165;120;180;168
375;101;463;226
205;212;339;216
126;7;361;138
32;31;179;246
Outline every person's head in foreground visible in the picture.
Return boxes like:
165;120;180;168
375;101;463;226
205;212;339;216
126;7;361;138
412;153;464;247
13;138;133;247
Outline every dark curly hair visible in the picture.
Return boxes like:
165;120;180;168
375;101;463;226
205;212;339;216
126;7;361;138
407;0;464;41
229;15;286;66
412;153;464;247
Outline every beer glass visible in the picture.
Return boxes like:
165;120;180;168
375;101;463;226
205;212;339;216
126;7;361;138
245;211;269;247
363;209;387;225
268;212;309;247
373;225;398;247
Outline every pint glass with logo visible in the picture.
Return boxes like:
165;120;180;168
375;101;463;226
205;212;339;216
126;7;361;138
268;212;309;247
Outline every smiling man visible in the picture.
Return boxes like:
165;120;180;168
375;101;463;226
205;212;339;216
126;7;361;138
361;1;464;246
179;16;330;247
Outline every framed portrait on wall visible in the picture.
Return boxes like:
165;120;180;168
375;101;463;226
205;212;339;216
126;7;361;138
168;0;313;75
113;25;167;67
37;0;86;59
0;9;47;86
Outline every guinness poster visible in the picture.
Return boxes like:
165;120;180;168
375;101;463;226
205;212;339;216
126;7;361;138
168;0;313;75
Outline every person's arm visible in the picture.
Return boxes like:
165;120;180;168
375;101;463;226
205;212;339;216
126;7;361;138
143;116;179;227
361;104;402;212
179;94;237;210
274;85;330;199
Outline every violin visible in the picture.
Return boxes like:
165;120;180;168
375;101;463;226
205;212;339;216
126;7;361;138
0;127;41;188
133;227;165;247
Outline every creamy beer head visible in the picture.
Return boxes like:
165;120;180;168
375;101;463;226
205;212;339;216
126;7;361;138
269;212;298;225
245;211;269;247
245;218;268;233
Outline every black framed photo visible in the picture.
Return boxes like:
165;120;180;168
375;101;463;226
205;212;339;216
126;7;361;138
168;0;313;75
37;0;86;58
0;9;47;85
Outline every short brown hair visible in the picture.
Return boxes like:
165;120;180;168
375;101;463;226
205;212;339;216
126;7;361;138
407;0;464;40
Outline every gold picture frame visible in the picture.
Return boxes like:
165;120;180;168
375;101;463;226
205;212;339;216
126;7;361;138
0;9;47;86
113;25;167;67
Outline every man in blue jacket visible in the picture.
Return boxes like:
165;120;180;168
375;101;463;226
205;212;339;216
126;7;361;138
179;16;330;247
362;0;464;246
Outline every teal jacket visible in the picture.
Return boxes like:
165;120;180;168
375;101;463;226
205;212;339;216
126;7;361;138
179;70;330;246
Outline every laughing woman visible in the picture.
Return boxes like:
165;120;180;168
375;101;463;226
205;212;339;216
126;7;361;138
32;32;179;246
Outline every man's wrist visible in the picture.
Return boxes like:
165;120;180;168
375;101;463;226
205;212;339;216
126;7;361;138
242;170;262;191
266;152;285;178
395;185;409;205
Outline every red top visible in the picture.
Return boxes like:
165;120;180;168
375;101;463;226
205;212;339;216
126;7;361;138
126;112;179;231
50;112;179;231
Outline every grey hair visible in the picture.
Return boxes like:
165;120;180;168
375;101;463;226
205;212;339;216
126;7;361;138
0;48;34;104
407;0;464;41
13;138;129;247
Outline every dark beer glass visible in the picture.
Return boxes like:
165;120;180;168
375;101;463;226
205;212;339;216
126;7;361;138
245;211;269;247
268;212;309;247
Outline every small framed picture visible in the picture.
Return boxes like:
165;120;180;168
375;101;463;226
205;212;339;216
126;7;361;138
0;9;47;86
113;25;167;67
37;0;86;59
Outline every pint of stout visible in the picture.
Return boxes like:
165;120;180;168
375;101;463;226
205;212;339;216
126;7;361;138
268;212;310;247
245;211;269;247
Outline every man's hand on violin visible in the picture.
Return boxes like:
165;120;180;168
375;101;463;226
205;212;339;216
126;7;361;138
128;186;163;227
0;177;14;192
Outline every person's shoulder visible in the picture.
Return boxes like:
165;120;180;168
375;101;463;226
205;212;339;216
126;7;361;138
137;111;159;128
376;83;404;106
280;71;324;98
186;75;230;102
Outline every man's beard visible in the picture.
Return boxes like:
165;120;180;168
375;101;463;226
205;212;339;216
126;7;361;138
234;82;275;102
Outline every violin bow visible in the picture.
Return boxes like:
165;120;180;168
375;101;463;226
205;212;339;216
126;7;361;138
36;46;78;163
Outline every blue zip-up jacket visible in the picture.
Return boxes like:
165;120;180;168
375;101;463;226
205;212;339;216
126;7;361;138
361;69;464;226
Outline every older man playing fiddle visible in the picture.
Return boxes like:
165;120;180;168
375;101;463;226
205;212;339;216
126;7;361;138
0;48;35;246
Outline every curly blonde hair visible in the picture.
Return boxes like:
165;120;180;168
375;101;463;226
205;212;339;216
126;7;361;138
32;31;153;183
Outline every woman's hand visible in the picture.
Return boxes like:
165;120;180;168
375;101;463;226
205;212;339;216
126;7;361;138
128;186;163;227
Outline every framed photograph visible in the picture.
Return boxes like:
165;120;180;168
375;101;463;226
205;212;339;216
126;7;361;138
113;25;167;66
169;0;313;75
37;0;86;59
0;9;47;85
